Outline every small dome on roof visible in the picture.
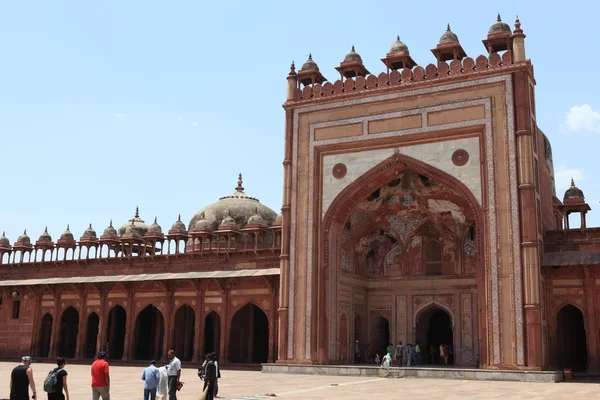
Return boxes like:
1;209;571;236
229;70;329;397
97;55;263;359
301;53;319;71
17;230;31;244
390;36;409;54
488;14;511;35
194;212;212;231
343;46;363;63
220;210;237;228
103;220;118;236
171;215;187;232
564;178;585;200
119;207;150;236
0;231;10;247
60;225;74;241
439;24;459;44
83;224;97;238
124;220;140;236
247;208;266;226
273;213;282;226
38;227;52;242
148;217;163;234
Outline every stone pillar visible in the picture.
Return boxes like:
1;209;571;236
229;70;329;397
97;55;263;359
514;70;543;368
194;282;204;363
49;287;61;358
162;284;176;360
29;289;43;357
269;282;278;362
98;286;108;354
277;108;294;361
220;282;230;362
584;267;599;372
123;284;136;360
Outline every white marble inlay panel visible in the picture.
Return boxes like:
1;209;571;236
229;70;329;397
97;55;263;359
322;137;481;217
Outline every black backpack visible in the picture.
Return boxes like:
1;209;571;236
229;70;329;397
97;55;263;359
43;368;62;393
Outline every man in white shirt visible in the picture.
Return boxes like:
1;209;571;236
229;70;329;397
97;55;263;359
166;350;181;400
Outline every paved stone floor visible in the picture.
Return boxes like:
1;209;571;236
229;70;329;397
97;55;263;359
1;362;599;399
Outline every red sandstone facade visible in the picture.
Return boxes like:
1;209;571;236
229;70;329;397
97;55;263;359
0;15;598;373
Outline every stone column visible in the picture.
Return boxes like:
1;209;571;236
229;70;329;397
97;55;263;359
269;282;278;362
277;108;294;361
98;285;108;353
123;284;135;360
584;267;599;372
220;282;231;362
514;70;543;368
162;284;175;360
193;281;204;363
49;287;61;358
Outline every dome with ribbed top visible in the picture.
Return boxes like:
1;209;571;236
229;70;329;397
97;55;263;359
118;207;150;236
148;217;163;234
188;174;277;231
38;227;52;242
103;221;117;237
220;210;237;228
564;178;585;200
193;212;213;232
343;46;363;63
439;24;459;44
389;36;409;54
247;208;266;226
83;224;97;238
488;14;511;35
0;231;10;248
301;53;319;70
171;215;187;232
17;230;31;244
60;225;74;241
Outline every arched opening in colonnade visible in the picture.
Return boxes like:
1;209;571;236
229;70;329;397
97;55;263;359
415;306;453;365
204;311;221;358
370;316;390;359
174;304;195;361
557;304;587;372
59;307;79;358
85;313;99;359
106;305;126;360
38;313;53;358
228;303;269;363
134;305;165;361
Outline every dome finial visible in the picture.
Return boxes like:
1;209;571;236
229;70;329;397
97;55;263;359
89;223;92;228
135;206;140;218
66;224;70;231
571;178;575;187
290;61;295;73
236;173;244;192
351;45;355;52
397;35;400;41
308;52;312;60
109;220;113;227
497;13;502;22
178;214;181;222
447;23;451;31
24;229;26;234
154;216;158;224
44;226;48;233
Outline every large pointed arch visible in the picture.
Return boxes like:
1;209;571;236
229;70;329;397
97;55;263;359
318;152;487;364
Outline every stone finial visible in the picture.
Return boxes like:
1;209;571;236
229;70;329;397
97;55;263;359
89;223;93;228
351;45;356;52
447;23;451;32
154;216;158;224
178;214;182;222
571;178;576;187
497;13;502;22
236;173;244;192
44;226;48;233
135;206;140;218
289;61;296;75
66;224;70;231
513;15;524;35
23;229;27;235
109;220;113;227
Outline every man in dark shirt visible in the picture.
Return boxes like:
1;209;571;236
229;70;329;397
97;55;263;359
10;356;37;400
47;358;69;400
203;353;218;400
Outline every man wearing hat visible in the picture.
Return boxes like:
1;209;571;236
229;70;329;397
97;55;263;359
91;351;110;400
10;356;37;400
141;360;160;400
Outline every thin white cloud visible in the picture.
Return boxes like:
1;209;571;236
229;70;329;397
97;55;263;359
192;121;198;127
554;164;584;190
564;104;600;132
115;113;127;118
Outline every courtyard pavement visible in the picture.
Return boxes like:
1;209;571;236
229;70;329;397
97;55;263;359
1;362;599;399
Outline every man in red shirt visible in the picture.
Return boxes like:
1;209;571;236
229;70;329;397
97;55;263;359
91;351;110;400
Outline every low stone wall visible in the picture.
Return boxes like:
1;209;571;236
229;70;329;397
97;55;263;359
261;364;564;383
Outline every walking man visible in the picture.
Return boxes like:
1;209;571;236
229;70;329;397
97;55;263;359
46;357;69;400
395;342;403;367
10;356;37;400
353;340;360;364
202;353;218;400
91;351;110;400
141;360;160;400
166;350;181;400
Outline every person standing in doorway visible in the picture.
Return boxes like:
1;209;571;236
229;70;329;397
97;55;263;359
167;350;181;400
46;358;69;400
354;340;360;364
141;360;160;400
415;343;421;366
439;344;446;367
395;342;403;367
91;351;110;400
10;356;37;400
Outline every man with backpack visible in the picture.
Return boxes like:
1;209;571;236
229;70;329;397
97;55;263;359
43;358;69;400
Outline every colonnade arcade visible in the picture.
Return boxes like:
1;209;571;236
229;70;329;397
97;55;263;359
29;277;278;364
322;154;484;366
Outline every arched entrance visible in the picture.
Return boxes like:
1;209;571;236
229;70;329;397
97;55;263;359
174;304;195;361
339;313;348;362
354;314;363;362
416;306;453;365
557;305;588;371
228;303;269;363
38;313;53;358
320;153;484;364
59;307;79;358
106;305;126;360
134;305;165;361
204;311;221;358
371;316;390;358
85;313;99;359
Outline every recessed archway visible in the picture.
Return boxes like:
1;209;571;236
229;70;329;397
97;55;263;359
174;304;195;362
106;305;126;360
38;313;53;358
228;303;269;363
133;305;165;361
415;306;453;365
371;316;390;359
59;307;79;358
557;304;588;372
85;313;99;359
204;311;221;358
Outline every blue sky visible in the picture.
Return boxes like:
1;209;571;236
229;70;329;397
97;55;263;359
0;1;599;243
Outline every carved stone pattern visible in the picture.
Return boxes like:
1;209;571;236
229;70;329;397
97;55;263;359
384;244;403;275
463;238;477;256
386;215;424;243
461;294;473;350
452;149;469;166
341;226;352;273
332;163;347;179
396;296;407;343
296;78;502;361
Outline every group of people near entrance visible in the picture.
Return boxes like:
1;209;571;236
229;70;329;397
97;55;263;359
354;340;453;367
9;349;222;400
